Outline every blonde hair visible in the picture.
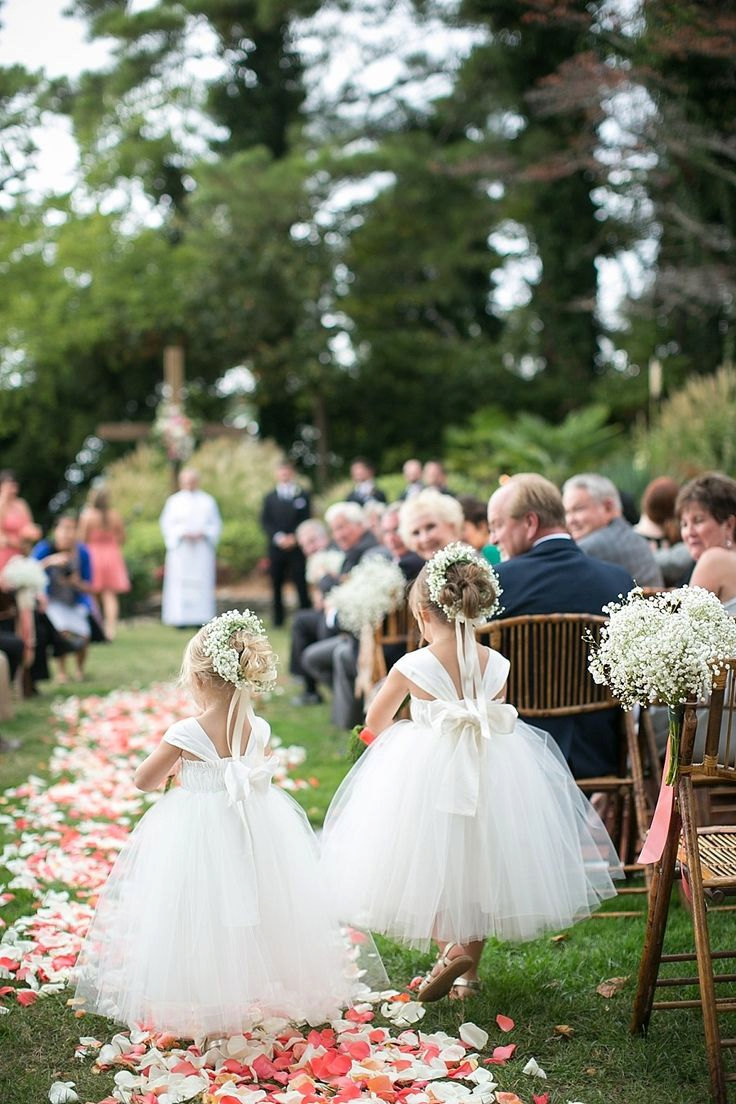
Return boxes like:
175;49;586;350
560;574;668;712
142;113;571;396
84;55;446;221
180;624;276;699
398;489;464;546
409;558;498;625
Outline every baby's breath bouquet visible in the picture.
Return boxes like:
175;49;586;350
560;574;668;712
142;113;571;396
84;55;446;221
588;586;736;784
329;555;407;636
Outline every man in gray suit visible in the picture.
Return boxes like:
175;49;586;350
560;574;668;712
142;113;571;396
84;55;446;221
562;473;663;588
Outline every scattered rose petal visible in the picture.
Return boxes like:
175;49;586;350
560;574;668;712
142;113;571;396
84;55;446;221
495;1014;515;1032
554;1024;575;1038
533;1094;550;1104
459;1022;488;1050
48;1083;79;1103
522;1058;547;1078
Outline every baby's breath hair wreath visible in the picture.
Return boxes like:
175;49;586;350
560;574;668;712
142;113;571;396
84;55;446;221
202;608;278;692
425;542;502;621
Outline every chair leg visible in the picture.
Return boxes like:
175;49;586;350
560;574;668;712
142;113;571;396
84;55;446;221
680;777;727;1104
630;802;681;1034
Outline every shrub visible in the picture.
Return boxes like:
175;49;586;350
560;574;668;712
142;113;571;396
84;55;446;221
218;517;266;578
636;365;736;480
119;521;165;613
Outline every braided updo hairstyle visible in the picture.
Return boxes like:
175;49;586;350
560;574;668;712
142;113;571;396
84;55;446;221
409;557;498;624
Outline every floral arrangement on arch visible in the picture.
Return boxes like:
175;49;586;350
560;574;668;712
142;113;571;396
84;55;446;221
152;399;197;463
587;586;736;784
329;555;407;636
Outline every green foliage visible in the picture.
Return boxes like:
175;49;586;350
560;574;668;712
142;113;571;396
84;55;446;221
119;520;165;612
218;517;266;577
447;402;623;487
635;364;736;480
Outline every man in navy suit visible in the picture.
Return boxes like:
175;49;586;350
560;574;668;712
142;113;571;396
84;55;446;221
487;473;633;778
260;462;312;626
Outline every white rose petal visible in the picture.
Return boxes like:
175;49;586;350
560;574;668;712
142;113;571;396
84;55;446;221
523;1057;547;1078
458;1022;489;1050
48;1081;79;1103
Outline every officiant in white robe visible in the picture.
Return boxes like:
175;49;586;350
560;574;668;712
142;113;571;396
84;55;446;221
159;469;222;627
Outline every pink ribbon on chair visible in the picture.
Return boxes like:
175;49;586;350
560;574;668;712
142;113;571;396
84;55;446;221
637;740;674;865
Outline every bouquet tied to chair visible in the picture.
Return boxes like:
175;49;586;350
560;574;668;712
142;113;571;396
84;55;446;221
587;585;736;787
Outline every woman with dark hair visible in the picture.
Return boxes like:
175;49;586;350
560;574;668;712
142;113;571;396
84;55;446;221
677;472;736;613
636;476;693;585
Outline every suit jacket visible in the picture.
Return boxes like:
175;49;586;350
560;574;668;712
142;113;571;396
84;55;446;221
495;537;634;777
346;485;387;506
578;517;663;587
260;488;311;550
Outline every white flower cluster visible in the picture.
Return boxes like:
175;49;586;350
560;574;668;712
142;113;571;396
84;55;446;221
202;608;277;692
0;555;47;594
425;542;502;621
329;555;407;635
588;586;736;709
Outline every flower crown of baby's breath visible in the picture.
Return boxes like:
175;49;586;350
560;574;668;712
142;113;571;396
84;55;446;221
202;608;277;692
425;542;502;621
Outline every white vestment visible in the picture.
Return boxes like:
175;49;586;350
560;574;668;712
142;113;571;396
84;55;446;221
159;489;222;626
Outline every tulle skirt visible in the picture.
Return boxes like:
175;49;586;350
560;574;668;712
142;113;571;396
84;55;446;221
74;783;358;1037
321;718;623;950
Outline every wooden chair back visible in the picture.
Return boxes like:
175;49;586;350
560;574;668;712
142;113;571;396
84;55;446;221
478;613;614;717
371;601;421;684
631;659;736;1103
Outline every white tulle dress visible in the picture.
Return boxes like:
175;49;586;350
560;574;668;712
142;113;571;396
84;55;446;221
74;713;363;1038
321;640;623;951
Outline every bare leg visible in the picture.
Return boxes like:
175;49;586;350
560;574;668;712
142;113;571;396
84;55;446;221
100;591;119;641
55;655;69;683
74;645;88;681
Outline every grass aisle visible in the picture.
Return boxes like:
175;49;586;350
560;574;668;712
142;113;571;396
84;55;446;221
0;621;720;1104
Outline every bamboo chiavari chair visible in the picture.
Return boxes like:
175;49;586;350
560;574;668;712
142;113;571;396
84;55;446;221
476;613;655;907
631;660;736;1103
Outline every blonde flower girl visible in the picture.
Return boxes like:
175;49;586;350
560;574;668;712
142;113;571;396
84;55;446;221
75;610;367;1038
321;544;622;1000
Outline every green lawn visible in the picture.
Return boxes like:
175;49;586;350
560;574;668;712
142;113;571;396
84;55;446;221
0;619;729;1103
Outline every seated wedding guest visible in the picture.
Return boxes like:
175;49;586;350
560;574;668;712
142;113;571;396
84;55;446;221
327;502;427;730
32;514;96;682
260;461;311;627
459;495;501;564
488;473;633;777
346;458;387;506
677;472;736;612
363;499;387;543
289;502;379;705
562;472;663;587
635;476;693;585
0;470;41;572
399;458;424;500
422;459;455;497
296;519;343;610
399;488;464;561
79;487;130;641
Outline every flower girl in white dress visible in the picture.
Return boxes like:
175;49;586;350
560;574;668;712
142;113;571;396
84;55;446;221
321;545;622;1001
74;610;364;1038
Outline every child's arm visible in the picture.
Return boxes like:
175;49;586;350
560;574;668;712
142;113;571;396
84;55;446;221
365;666;412;735
135;740;182;792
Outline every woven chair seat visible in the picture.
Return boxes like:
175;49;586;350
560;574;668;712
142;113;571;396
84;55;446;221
678;828;736;888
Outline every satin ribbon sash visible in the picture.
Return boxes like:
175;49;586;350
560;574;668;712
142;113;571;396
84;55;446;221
434;698;518;816
224;756;277;806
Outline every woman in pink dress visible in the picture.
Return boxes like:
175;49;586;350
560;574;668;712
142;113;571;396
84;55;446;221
0;470;40;572
79;489;130;640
